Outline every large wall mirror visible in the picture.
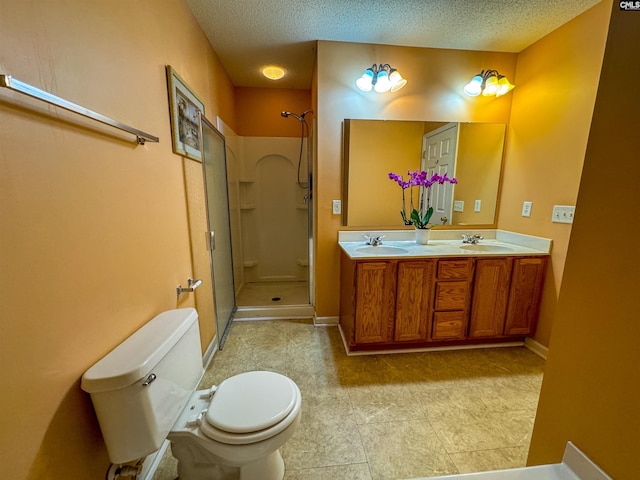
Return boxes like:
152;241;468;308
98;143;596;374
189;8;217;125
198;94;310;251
342;119;506;228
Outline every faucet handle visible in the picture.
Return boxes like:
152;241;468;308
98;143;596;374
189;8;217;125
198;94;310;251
364;234;384;245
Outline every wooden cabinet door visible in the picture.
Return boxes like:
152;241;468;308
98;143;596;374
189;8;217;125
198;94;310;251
395;260;435;342
504;257;547;336
354;262;396;344
469;258;512;338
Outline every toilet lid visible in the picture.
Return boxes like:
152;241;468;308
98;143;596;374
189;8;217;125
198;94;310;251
205;371;297;434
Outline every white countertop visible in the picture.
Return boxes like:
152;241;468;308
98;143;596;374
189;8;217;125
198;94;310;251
408;442;611;480
338;229;551;260
411;464;578;480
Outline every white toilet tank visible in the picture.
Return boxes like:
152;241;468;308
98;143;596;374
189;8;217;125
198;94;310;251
81;308;203;464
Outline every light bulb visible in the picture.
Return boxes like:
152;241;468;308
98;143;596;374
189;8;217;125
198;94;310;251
389;70;407;92
356;69;374;92
495;76;515;97
482;74;499;96
374;70;391;93
463;74;483;96
261;66;285;80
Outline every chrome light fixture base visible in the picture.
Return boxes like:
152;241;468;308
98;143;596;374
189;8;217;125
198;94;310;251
464;69;514;97
356;64;407;93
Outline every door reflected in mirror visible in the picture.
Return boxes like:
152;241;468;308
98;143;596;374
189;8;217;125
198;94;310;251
342;120;506;228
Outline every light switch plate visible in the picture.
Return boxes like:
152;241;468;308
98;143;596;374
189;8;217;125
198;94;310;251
552;205;575;224
474;200;481;212
522;201;532;217
332;200;341;214
453;200;464;212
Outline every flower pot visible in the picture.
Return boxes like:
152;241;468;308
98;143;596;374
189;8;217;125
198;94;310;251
415;228;431;245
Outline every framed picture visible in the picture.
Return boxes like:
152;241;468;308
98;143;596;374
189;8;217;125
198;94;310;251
166;65;205;161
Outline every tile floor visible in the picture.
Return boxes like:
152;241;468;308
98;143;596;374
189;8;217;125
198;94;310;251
236;281;309;307
152;319;544;480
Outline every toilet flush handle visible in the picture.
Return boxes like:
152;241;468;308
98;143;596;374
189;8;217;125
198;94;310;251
142;373;157;386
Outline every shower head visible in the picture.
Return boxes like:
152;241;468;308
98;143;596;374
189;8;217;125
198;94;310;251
281;110;313;122
281;111;301;121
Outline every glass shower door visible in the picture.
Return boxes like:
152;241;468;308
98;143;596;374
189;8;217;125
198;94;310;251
200;114;236;348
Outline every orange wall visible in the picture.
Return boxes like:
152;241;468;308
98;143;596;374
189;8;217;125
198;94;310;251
234;87;311;137
498;1;611;346
0;0;234;478
453;123;505;225
346;120;425;226
528;4;638;478
315;41;516;317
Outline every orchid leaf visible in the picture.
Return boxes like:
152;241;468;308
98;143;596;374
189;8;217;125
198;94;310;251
422;206;433;225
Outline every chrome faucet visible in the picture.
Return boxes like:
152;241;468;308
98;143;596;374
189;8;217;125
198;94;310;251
461;233;484;244
363;234;384;246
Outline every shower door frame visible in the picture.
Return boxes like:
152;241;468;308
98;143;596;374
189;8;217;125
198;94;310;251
199;113;236;348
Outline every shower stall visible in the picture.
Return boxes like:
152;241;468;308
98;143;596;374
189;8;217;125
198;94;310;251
218;112;314;319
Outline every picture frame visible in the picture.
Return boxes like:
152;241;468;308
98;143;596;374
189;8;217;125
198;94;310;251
166;65;205;161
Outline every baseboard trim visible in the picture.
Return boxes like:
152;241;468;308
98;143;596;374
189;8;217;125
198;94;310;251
524;336;549;359
337;324;523;356
314;315;339;326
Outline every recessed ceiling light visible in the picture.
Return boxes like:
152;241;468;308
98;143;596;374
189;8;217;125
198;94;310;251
262;65;286;80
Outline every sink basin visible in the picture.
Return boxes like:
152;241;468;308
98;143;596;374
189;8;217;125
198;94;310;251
355;245;409;255
459;243;514;253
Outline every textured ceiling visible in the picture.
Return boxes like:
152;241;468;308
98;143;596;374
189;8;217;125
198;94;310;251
186;0;601;89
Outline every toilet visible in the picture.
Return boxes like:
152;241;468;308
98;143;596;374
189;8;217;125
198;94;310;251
81;308;302;480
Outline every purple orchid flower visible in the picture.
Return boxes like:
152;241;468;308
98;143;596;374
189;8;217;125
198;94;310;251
388;169;458;228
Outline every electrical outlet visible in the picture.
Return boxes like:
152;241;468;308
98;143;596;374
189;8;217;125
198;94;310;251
453;200;464;212
522;201;532;217
552;205;575;224
474;200;481;212
332;200;341;215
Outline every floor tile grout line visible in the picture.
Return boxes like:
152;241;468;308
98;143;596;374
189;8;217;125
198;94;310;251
354;422;375;479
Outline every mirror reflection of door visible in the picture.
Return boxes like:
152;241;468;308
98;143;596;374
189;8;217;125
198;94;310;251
200;114;236;349
421;122;458;225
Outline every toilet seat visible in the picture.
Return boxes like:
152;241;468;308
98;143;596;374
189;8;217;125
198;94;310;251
200;371;301;445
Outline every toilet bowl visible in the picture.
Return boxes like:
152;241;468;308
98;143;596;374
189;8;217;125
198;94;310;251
81;308;301;480
169;371;302;480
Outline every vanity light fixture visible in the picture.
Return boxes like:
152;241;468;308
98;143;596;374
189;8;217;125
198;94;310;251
463;69;514;97
356;64;407;93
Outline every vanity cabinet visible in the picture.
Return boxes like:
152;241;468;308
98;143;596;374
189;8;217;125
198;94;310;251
340;251;547;352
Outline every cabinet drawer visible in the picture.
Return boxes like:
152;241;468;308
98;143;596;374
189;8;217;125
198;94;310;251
432;311;466;340
437;259;473;280
435;281;469;310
